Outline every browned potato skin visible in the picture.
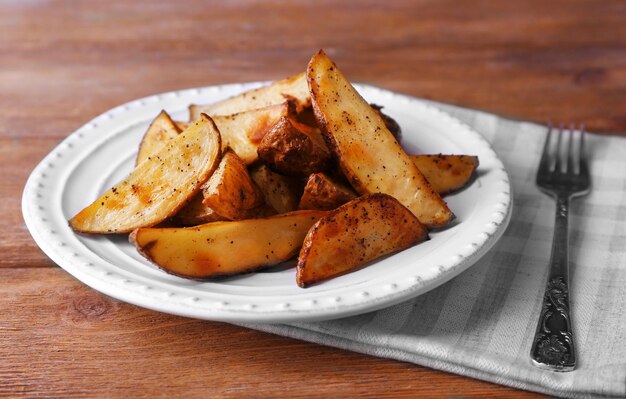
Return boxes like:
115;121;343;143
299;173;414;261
174;192;226;226
136;110;182;166
307;50;454;228
70;114;222;234
298;172;356;211
189;72;310;119
202;151;265;220
257;116;332;177
296;193;429;288
130;210;328;279
411;154;479;195
249;164;302;214
294;106;318;127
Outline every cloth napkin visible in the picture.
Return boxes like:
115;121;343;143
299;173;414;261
243;101;626;399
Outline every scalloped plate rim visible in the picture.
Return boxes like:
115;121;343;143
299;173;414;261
22;82;512;323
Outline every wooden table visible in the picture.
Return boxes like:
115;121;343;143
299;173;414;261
2;1;624;397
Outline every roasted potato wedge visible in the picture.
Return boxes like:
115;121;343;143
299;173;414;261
411;154;479;195
307;50;453;228
136;110;182;166
202;151;265;220
131;210;328;279
189;72;310;120
257;116;332;176
70;114;222;234
174;193;226;226
249;164;301;214
296;193;428;287
298;172;356;211
213;102;290;165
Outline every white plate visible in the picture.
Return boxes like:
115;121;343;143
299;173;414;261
22;82;512;323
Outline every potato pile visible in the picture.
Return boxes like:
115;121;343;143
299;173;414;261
70;50;478;287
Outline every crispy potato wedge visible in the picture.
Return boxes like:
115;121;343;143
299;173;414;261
296;193;428;287
249;164;302;214
136;110;182;166
130;210;328;279
298;172;356;211
213;102;290;165
257;116;332;176
189;72;310;120
411;154;479;195
174;193;226;226
202;151;265;220
307;50;453;228
70;114;222;234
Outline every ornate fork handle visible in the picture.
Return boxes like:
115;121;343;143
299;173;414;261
530;194;576;371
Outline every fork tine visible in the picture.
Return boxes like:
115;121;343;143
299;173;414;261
554;122;564;173
567;123;575;174
579;124;588;175
539;123;553;173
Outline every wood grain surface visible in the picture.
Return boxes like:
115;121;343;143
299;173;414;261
2;0;624;397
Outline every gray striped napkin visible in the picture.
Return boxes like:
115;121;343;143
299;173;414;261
243;101;626;399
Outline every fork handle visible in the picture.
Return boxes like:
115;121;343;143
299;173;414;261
530;195;576;371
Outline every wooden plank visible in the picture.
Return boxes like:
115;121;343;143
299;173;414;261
0;138;58;268
0;268;545;398
0;1;624;134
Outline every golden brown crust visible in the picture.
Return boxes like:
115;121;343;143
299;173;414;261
201;151;265;220
257;116;332;176
307;49;454;228
298;173;356;211
411;154;479;195
130;210;327;279
296;193;429;287
69;114;222;234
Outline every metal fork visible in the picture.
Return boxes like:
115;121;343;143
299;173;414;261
530;123;590;372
